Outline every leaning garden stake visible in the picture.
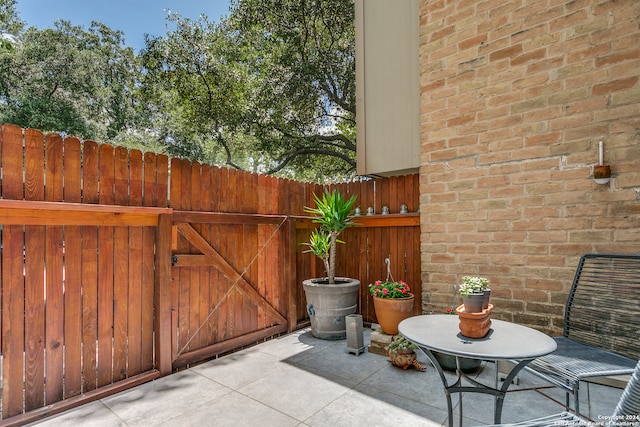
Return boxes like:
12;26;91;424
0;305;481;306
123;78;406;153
302;189;360;339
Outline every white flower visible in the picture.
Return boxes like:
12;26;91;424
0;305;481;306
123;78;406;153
459;276;489;297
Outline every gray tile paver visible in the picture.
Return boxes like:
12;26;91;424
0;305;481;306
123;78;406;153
156;391;299;427
100;369;232;427
28;401;126;427
27;327;623;427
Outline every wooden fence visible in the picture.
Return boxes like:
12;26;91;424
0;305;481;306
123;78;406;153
0;124;420;425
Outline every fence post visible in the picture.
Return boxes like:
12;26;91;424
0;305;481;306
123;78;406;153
285;217;298;332
155;213;173;375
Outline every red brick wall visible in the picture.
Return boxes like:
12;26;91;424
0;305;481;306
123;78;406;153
419;0;640;333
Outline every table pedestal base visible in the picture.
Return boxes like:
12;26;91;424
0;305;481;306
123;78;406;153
420;347;531;427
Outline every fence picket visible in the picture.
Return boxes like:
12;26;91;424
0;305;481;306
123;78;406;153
245;173;259;328
128;149;144;376
227;168;239;338
173;159;188;353
45;132;65;404
24;128;45;410
198;165;212;348
98;144;115;387
206;167;218;344
257;174;267;328
140;152;158;372
0;132;21;418
81;141;100;392
189;162;203;348
113;147;130;381
216;168;229;341
63;136;83;398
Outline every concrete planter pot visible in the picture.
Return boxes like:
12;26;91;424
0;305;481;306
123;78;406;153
303;277;360;340
432;350;482;373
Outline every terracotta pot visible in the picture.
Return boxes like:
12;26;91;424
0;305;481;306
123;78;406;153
373;294;415;335
456;303;493;339
594;164;611;179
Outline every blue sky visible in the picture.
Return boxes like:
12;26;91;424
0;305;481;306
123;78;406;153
17;0;232;51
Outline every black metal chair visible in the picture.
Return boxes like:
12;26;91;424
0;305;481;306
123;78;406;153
523;254;640;415
477;359;640;426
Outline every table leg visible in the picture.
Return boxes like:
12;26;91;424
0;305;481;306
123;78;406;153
494;359;531;423
418;347;459;427
419;346;534;426
456;357;464;427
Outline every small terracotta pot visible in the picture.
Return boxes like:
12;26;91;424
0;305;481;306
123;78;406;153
594;164;611;179
456;303;493;339
373;294;415;335
594;165;612;184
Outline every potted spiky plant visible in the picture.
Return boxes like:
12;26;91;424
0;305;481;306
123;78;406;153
302;189;359;339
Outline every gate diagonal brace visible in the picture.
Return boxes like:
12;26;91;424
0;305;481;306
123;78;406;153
173;223;286;326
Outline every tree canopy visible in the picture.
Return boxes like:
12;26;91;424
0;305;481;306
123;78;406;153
228;0;356;178
0;0;357;182
0;6;144;144
0;0;23;43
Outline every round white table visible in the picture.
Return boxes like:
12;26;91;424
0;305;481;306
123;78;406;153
399;315;557;427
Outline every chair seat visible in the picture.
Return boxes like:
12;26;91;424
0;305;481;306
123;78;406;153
480;412;587;427
476;359;640;427
525;337;637;391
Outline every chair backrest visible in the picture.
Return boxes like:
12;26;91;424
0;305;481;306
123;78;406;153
610;360;640;423
564;254;640;360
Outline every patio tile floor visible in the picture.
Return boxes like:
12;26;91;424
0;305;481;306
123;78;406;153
28;327;624;426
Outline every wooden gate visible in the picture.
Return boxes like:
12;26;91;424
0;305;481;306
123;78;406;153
167;160;300;369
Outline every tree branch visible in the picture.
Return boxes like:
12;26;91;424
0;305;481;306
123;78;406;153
313;133;356;152
266;146;355;175
216;136;244;171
